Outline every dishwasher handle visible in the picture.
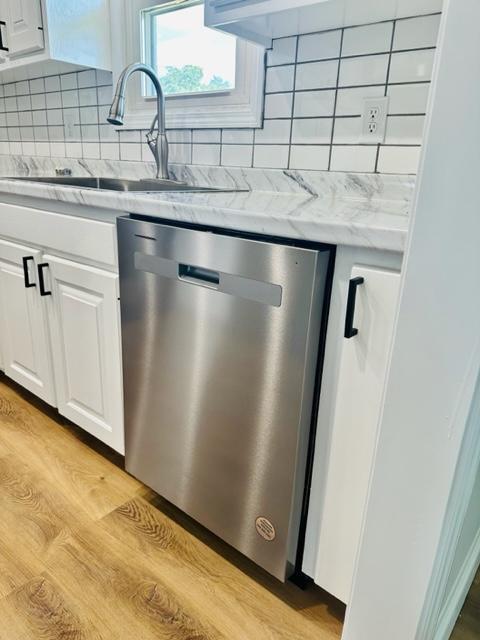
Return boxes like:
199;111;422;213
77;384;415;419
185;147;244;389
178;263;220;288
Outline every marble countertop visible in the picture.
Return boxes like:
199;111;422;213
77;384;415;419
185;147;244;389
0;158;414;252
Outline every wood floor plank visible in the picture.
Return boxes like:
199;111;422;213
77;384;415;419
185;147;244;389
450;567;480;639
0;574;103;640
0;376;344;640
43;523;225;640
0;377;143;521
97;496;344;640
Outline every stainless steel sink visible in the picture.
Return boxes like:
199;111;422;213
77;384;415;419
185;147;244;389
3;176;231;193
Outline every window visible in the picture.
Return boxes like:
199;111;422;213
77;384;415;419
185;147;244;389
142;0;236;97
115;0;265;129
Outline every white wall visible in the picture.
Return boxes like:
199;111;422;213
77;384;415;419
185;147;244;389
342;0;480;638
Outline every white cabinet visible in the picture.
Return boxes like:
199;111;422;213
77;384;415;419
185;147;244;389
5;0;44;58
206;0;331;46
0;200;124;454
0;238;55;404
45;255;124;454
0;0;111;76
312;264;400;603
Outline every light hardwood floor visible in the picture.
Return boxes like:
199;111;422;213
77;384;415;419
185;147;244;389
0;375;345;640
451;567;480;640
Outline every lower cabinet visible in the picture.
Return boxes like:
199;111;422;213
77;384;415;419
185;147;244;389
0;236;124;454
0;238;55;404
312;263;401;602
45;255;124;454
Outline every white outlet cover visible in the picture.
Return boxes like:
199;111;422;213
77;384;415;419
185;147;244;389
360;96;389;144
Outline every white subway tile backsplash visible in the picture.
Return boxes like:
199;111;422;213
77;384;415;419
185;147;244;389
339;54;389;86
192;129;221;143
192;144;221;165
387;83;430;114
29;78;45;94
336;86;385;116
82;142;101;159
79;87;97;106
100;142;120;160
120;143;141;161
47;109;63;126
384;115;425;144
17;95;31;111
45;76;61;92
297;30;341;62
393;14;441;50
60;73;77;91
221;129;254;144
267;37;297;66
294;89;335;117
169;143;192;164
289;145;329;170
65;142;82;158
50;142;66;157
77;69;96;88
253;145;289;168
221;144;253;167
34;141;50;156
254;119;291;144
264;92;293;118
167;129;192;143
31;93;46;110
332;117;362;144
80;106;98;124
0;9;439;176
342;23;393;57
296;60;339;90
265;66;295;93
46;92;62;109
291;118;332;144
330;145;378;172
377;145;421;173
15;81;29;95
388;49;435;83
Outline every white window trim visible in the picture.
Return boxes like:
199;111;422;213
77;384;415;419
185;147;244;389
112;0;265;129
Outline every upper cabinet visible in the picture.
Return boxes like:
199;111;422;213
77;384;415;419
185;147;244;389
4;0;44;58
205;0;328;47
0;0;112;75
205;0;444;47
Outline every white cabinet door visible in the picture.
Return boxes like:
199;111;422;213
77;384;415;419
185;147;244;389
0;239;55;404
45;255;124;454
5;0;44;57
314;265;400;603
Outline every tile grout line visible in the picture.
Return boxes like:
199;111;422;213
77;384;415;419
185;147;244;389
328;28;344;171
286;36;299;170
375;19;397;173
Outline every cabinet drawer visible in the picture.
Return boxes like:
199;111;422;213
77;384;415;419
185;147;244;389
0;202;117;268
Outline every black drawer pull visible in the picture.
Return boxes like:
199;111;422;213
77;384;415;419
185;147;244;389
344;276;364;339
22;256;36;288
37;263;51;296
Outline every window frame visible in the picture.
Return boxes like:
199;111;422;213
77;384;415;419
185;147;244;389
114;0;265;130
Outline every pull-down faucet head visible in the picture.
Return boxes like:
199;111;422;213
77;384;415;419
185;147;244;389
107;63;169;179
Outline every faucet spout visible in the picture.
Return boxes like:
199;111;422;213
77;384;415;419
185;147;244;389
107;63;169;180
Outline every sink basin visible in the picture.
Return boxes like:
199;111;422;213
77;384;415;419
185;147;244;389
3;176;231;193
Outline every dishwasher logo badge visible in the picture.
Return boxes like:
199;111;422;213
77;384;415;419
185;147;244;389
255;517;276;541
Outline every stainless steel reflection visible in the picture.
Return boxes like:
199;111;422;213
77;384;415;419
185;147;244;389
3;176;229;192
117;216;331;581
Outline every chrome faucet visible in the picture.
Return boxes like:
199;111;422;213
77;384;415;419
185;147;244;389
107;63;169;180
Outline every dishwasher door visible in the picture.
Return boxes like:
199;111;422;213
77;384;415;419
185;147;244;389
117;216;331;581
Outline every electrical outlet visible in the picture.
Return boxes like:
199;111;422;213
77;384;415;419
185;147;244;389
360;96;389;143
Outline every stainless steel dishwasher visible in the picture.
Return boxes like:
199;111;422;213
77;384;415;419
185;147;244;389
117;215;333;581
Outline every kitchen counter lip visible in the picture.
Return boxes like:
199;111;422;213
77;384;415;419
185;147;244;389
0;177;410;252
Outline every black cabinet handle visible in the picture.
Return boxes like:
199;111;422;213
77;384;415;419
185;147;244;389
344;276;364;339
37;263;51;296
22;256;36;288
